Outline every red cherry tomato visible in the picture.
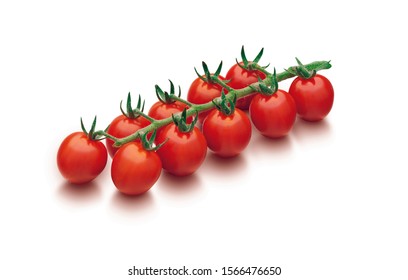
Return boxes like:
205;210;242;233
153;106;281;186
111;142;162;196
225;62;266;110
148;101;189;134
202;108;252;157
148;101;188;120
249;90;297;138
187;75;226;123
57;132;107;184
155;123;207;176
288;74;334;121
105;115;150;158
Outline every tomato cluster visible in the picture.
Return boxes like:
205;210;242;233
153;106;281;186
57;48;334;197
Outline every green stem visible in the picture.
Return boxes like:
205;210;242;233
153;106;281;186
280;60;331;81
212;76;235;92
96;131;120;142
133;109;156;123
97;60;331;147
170;95;194;107
250;63;271;77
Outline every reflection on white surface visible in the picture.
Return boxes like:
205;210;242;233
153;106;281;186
57;181;102;204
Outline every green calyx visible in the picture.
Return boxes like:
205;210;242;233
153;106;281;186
172;108;198;133
80;116;103;140
236;46;269;71
194;61;223;84
120;92;145;119
249;68;278;96
212;89;236;116
155;80;181;104
140;130;166;151
286;57;317;79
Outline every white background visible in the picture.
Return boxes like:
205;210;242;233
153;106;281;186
1;1;407;279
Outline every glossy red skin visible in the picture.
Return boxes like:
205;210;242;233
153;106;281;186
187;75;226;123
202;109;252;157
156;124;207;176
249;90;297;138
148;101;188;120
111;142;162;195
288;74;334;121
57;132;107;184
225;62;266;110
105;115;150;158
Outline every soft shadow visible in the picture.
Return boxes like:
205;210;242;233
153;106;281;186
157;172;202;196
110;191;155;213
292;117;332;142
56;180;102;204
249;132;293;157
203;152;248;176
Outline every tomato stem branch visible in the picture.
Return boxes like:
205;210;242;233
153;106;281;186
212;77;235;92
250;63;271;77
95;131;120;142
133;109;156;123
170;95;194;107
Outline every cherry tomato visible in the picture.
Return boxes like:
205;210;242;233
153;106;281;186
225;62;266;110
111;142;162;196
57;132;108;184
148;101;188;120
202;108;252;157
249;90;297;138
187;75;226;123
155;123;207;176
288;74;334;121
105;115;150;158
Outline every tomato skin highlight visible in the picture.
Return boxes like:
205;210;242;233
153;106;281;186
57;132;108;184
111;142;162;196
225;62;266;110
202;109;252;157
187;75;225;123
155;124;207;176
105;115;150;158
288;74;334;121
249;90;297;138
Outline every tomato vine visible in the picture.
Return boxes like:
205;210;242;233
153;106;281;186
95;59;332;147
